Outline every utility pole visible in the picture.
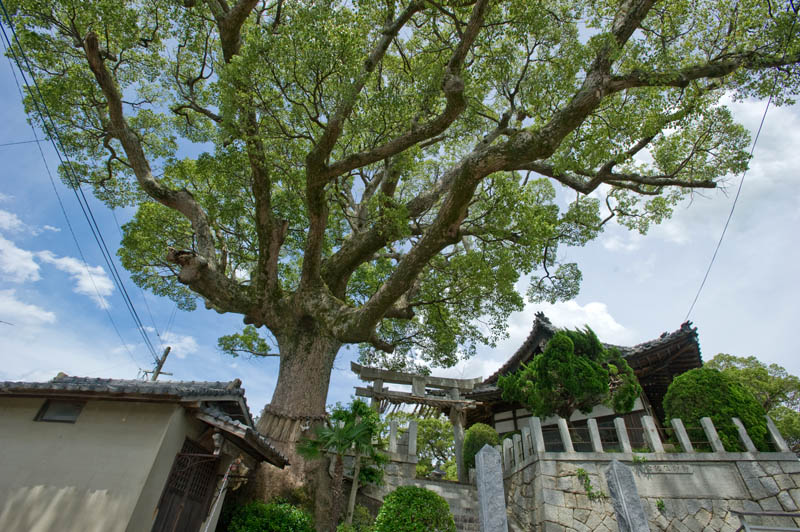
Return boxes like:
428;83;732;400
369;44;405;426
147;346;172;381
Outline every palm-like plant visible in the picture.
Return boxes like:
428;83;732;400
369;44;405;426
297;400;383;530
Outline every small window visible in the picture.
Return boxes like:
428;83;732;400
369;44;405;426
35;400;84;423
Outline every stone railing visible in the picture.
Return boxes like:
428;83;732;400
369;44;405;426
497;415;792;475
498;415;800;532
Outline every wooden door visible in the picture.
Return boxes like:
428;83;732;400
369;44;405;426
151;439;220;532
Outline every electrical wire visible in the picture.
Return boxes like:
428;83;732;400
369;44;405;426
0;37;144;371
685;7;799;321
0;138;41;147
0;8;161;364
109;208;165;352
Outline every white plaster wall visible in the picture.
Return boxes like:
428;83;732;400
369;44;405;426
0;397;179;532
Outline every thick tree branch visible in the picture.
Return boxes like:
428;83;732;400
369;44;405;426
210;0;260;61
608;50;800;92
84;32;256;315
519;160;716;194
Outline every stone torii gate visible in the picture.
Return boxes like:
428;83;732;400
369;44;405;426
351;362;482;483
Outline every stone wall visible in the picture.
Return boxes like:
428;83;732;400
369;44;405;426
501;415;800;532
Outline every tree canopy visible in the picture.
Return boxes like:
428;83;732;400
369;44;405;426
497;327;641;420
706;354;800;453
7;0;800;422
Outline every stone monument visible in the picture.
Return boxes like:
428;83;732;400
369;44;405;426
475;444;508;532
605;459;651;532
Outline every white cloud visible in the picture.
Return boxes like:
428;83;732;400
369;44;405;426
0;289;56;326
0;193;11;203
42;225;60;233
602;233;641;252
0;210;25;232
37;251;114;308
161;331;199;359
0;234;40;283
536;301;634;344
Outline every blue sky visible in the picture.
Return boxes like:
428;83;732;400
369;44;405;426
2;49;800;417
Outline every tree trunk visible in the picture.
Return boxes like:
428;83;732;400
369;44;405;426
345;449;362;525
256;329;342;448
250;326;342;531
331;454;345;531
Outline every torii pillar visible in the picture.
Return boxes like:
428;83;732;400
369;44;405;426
449;387;468;483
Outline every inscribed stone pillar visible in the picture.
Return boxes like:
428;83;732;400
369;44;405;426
605;459;651;532
512;433;523;465
521;426;533;457
503;438;514;471
475;445;509;532
407;420;418;457
450;406;467;483
389;420;398;453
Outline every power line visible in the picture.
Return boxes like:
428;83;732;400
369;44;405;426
0;9;161;363
109;208;165;352
0;138;41;147
0;39;143;371
685;8;799;321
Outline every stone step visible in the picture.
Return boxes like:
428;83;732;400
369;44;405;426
453;512;481;532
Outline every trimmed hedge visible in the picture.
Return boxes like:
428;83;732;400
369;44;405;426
373;486;456;532
463;423;500;469
227;501;314;532
663;367;769;451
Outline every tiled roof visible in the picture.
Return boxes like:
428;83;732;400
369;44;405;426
198;407;288;468
0;374;246;398
477;313;700;387
481;312;557;385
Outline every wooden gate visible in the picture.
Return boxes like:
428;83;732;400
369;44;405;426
151;439;220;532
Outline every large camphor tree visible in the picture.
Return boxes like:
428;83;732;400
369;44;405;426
7;0;800;446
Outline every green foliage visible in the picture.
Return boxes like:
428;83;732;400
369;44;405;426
663;368;769;452
498;328;642;420
10;0;800;433
227;501;314;532
298;400;384;477
337;506;374;532
217;325;273;358
7;0;794;388
373;486;456;532
576;468;606;501
706;354;800;453
463;423;501;469
386;412;455;479
656;499;666;513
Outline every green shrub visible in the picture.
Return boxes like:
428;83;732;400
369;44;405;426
373;486;456;532
463;423;500;469
228;501;314;532
336;505;374;532
663;367;769;451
